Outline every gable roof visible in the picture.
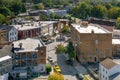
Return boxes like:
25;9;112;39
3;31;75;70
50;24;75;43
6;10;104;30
0;25;14;31
100;58;118;69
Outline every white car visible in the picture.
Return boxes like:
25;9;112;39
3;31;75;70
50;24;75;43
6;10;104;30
48;55;53;62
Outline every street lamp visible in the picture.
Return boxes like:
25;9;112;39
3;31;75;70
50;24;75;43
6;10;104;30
73;43;77;66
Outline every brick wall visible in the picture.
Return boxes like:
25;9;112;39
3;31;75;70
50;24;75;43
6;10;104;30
71;25;112;63
38;46;46;64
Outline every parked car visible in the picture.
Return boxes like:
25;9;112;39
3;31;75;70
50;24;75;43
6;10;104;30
56;36;65;41
53;65;61;73
76;73;83;80
45;39;54;44
47;55;53;62
65;59;74;65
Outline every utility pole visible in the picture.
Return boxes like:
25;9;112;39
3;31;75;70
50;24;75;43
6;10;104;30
73;43;77;66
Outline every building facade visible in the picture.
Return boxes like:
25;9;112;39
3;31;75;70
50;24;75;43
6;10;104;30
99;58;120;80
0;55;12;80
8;26;18;42
14;21;57;40
112;39;120;58
71;23;112;63
0;25;18;45
11;38;46;79
0;30;8;48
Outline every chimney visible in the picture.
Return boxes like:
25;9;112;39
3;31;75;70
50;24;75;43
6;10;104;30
19;43;22;49
81;21;88;27
21;24;23;27
91;29;94;33
38;44;40;47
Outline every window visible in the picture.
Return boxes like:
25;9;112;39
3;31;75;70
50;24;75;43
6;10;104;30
41;50;43;55
103;68;104;71
95;40;98;44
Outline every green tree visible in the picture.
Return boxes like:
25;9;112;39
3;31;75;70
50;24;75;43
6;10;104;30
72;2;92;19
50;13;55;19
46;63;52;74
67;42;74;59
56;44;67;53
91;5;107;18
39;14;47;21
10;0;26;15
0;14;5;24
117;17;120;29
61;25;70;34
108;7;120;19
48;73;64;80
21;4;26;12
0;6;11;16
33;3;44;10
104;3;112;10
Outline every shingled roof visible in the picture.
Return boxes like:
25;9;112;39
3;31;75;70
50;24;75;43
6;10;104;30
100;58;118;69
0;25;13;31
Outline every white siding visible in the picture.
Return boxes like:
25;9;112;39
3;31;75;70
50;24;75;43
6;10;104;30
48;24;54;36
99;64;120;80
8;27;18;42
99;64;109;80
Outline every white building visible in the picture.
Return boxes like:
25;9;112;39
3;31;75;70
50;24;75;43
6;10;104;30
0;55;12;80
113;29;120;39
0;25;18;42
8;26;18;42
99;58;120;80
48;9;67;17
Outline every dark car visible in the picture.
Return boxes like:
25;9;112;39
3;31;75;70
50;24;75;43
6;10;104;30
65;59;74;65
45;39;54;44
76;73;83;80
56;36;65;41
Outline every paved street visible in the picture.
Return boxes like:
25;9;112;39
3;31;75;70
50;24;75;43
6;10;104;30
46;35;88;80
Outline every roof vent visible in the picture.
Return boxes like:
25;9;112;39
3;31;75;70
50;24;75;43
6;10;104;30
91;29;94;33
19;43;23;49
81;21;88;27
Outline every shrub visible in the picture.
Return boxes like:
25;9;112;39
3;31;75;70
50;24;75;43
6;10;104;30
56;44;67;53
48;72;64;80
46;63;52;74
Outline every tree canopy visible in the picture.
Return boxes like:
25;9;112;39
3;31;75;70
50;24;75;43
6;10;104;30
48;73;64;80
0;14;5;24
33;3;45;10
70;0;120;19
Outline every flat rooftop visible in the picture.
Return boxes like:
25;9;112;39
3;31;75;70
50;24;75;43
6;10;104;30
0;55;11;62
13;38;44;52
71;24;111;34
112;39;120;44
13;21;57;30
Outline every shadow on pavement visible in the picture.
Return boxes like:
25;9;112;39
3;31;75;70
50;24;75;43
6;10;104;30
56;54;78;75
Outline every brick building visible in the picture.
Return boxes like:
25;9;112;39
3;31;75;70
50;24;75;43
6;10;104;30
71;23;112;63
14;23;41;40
0;30;8;48
13;21;57;40
11;38;46;79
